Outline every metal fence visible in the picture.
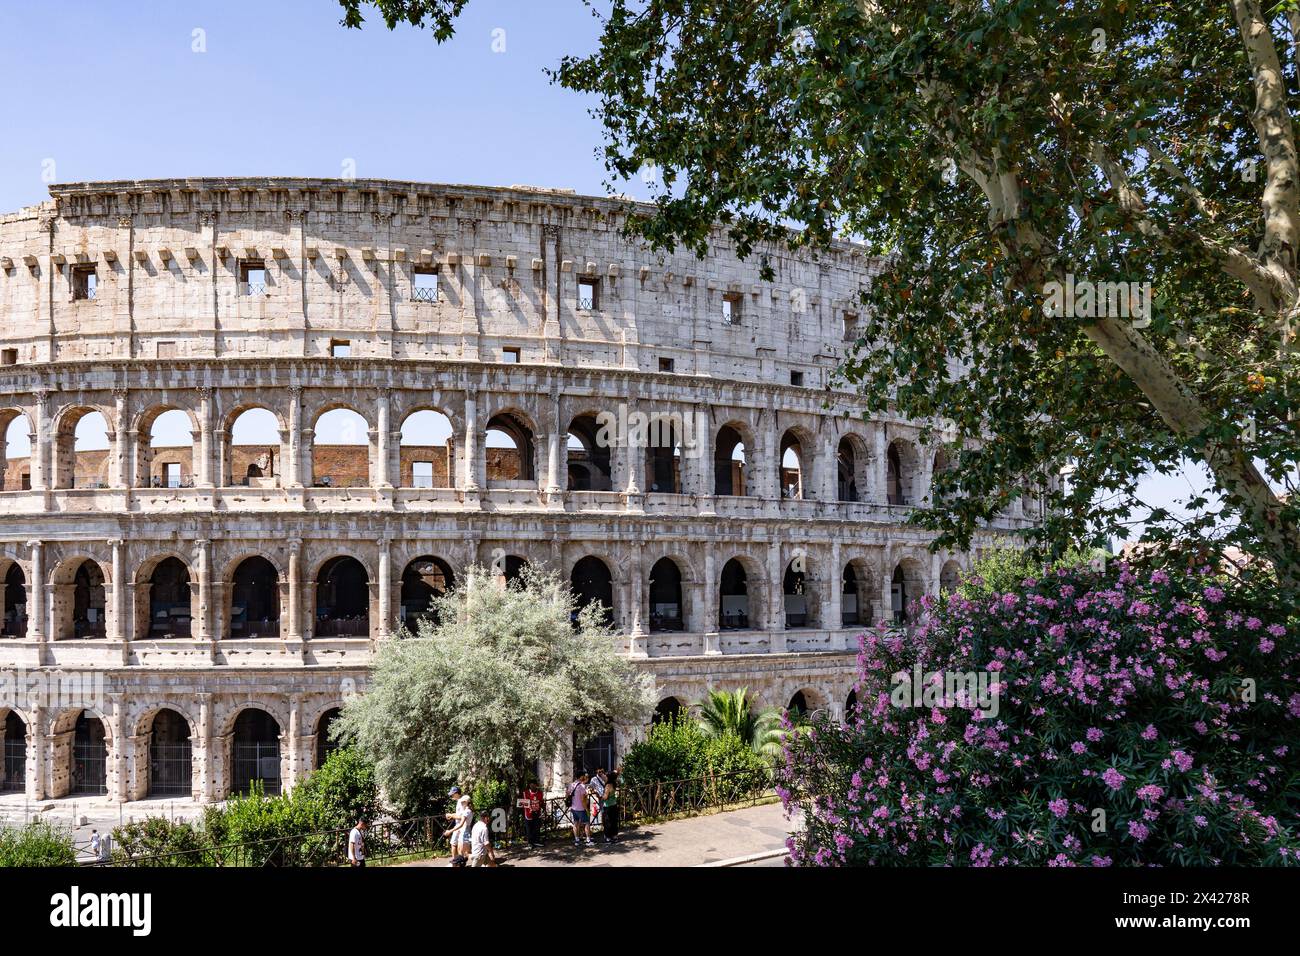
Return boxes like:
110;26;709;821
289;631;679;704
97;766;777;867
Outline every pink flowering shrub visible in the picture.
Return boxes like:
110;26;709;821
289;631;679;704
780;562;1299;866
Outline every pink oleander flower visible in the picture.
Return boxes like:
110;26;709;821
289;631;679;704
1102;767;1126;790
1136;784;1164;802
1086;727;1103;742
1127;821;1150;842
1141;724;1158;740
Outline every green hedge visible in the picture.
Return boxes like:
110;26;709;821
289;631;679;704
0;821;78;867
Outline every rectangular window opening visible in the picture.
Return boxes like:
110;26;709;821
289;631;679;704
659;357;675;373
577;276;599;310
502;347;521;364
1;349;17;366
413;266;440;303
790;371;805;387
843;312;858;342
412;461;434;489
722;292;742;326
330;339;352;358
239;259;267;296
72;265;98;301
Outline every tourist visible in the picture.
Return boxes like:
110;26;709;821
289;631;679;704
89;830;102;862
444;786;474;862
469;808;496;867
568;772;591;846
348;818;368;868
521;780;544;848
601;775;620;844
588;768;608;832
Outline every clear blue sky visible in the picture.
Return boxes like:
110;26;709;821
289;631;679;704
0;0;1207;542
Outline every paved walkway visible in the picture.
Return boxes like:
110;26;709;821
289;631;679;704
405;800;798;868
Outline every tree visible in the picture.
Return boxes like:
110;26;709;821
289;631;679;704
781;560;1298;866
696;687;784;760
331;565;655;815
337;0;1298;595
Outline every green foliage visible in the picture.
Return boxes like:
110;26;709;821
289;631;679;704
470;777;510;814
337;0;1300;597
956;547;1101;602
696;687;784;760
333;564;656;813
0;821;77;867
622;715;770;791
295;747;382;832
110;818;208;866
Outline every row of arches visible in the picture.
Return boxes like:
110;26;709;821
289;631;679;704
0;706;344;801
0;401;1036;509
0;548;963;642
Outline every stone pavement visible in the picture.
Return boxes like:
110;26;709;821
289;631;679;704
404;800;798;868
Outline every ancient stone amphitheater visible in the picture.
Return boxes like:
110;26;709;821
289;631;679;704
0;177;1034;805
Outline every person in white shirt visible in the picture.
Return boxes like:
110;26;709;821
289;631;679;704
348;819;368;868
469;809;496;867
443;786;474;863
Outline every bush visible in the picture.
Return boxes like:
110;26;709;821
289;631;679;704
782;561;1300;866
470;777;510;815
0;821;78;867
621;716;711;787
297;747;382;832
111;817;208;866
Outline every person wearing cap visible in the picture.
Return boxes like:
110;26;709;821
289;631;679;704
469;808;497;866
443;786;473;863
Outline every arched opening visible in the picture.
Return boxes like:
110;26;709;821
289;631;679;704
312;407;371;488
931;447;954;504
315;708;343;770
653;697;685;726
230;709;281;796
400;409;454;489
570;556;614;627
783;559;812;628
315;556;370;637
891;560;926;624
140;408;196;489
147;709;192;798
841;562;875;626
486;412;535;484
779;431;804;500
145;557;192;639
2;563;27;637
573;725;616;778
55;408;111;490
229;557;280;639
52;559;106;640
400;556;454;631
496;555;530;589
70;712;108;796
648;558;685;632
837;437;860;502
645;415;683;493
566;415;612;491
787;691;810;720
228;407;280;487
714;426;748;496
719;558;750;630
886;439;918;506
1;712;27;793
1;412;33;492
845;689;859;721
939;559;962;594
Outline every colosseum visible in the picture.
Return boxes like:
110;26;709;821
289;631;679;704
0;177;1035;807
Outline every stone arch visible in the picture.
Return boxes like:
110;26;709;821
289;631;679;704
569;555;614;627
137;706;195;799
891;555;927;624
782;551;820;628
52;404;113;490
1;709;29;793
840;556;876;627
643;410;684;494
939;558;963;594
785;687;826;719
49;555;108;640
225;404;284;488
226;554;282;639
778;426;814;500
228;707;283;797
653;696;687;726
314;554;372;638
48;708;111;798
0;557;28;638
486;409;537;484
713;421;753;496
837;432;870;502
399;555;455;631
0;408;33;492
886;436;920;505
648;556;686;633
566;412;613;491
399;407;456;489
310;404;373;488
134;404;200;489
134;553;197;640
718;554;764;630
314;707;344;770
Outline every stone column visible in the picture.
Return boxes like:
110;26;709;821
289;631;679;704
462;391;481;492
871;423;888;503
702;546;720;655
628;542;647;658
110;538;127;655
377;539;391;639
287;385;303;487
692;402;715;507
827;540;844;648
110;693;128;803
26;539;44;643
195;538;212;643
196;387;213;488
196;693;213;801
113;389;130;489
768;541;786;652
375;392;391;488
545;392;562;495
821;425;837;502
880;550;895;625
26;704;45;801
287;695;303;788
30;389;49;492
287;539;302;642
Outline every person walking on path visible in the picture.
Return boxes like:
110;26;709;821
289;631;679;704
469;808;497;867
521;780;544;848
444;786;474;862
588;768;608;833
569;773;591;847
601;776;620;844
348;819;368;867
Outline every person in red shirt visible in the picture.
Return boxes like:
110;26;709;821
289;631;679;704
521;781;544;848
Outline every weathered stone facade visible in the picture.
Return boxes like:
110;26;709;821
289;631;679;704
0;178;1036;803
